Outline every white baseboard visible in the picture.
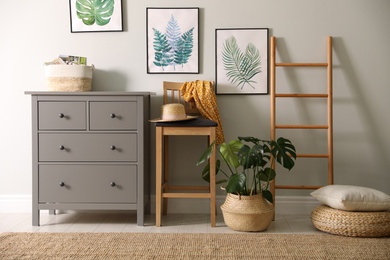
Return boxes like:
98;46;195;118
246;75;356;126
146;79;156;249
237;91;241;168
0;195;32;213
0;194;320;215
149;195;320;215
274;196;321;215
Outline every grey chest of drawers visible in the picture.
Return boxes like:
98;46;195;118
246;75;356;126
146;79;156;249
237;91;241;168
25;91;154;226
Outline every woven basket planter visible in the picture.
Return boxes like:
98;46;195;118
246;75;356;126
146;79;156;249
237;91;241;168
221;193;274;232
311;205;390;237
44;65;94;91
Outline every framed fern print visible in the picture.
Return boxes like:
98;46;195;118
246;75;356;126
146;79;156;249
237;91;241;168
215;28;269;94
147;8;199;74
69;0;123;32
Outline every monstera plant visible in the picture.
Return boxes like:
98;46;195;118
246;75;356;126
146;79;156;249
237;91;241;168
76;0;115;26
197;136;296;203
197;136;296;232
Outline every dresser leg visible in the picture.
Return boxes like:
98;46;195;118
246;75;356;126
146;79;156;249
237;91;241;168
137;208;144;226
32;209;40;226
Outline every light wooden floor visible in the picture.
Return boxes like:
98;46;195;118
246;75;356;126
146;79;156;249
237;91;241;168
0;212;324;234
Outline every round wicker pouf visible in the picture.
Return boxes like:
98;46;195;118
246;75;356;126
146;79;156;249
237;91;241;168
221;193;274;232
311;205;390;237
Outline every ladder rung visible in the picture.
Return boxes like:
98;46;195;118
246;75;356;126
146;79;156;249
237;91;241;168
275;125;328;129
276;94;328;98
276;63;328;67
275;185;323;190
168;185;210;191
296;154;329;158
162;193;211;198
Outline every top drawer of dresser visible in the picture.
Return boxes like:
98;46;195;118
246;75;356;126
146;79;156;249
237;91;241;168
39;102;86;130
90;101;137;130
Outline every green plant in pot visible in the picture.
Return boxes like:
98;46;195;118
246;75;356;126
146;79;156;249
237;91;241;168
197;136;296;231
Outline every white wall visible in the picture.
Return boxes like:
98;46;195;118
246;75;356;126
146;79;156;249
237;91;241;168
1;0;389;210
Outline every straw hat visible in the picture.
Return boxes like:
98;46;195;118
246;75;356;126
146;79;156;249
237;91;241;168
149;103;197;122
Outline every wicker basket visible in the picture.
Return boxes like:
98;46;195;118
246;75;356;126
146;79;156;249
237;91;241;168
221;193;274;232
44;65;94;91
311;205;390;237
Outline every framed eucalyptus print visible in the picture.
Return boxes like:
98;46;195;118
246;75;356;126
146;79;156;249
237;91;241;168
215;28;269;95
69;0;123;33
147;8;199;74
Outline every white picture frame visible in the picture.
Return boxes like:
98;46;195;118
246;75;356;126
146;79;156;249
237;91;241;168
69;0;123;33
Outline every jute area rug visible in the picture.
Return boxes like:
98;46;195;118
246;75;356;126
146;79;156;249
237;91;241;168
0;232;389;260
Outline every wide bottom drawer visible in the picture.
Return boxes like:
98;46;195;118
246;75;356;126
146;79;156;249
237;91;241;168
39;165;137;203
38;133;137;162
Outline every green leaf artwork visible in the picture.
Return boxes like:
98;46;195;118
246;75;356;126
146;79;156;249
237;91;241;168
152;29;173;71
152;15;194;71
76;0;115;26
166;15;181;70
222;36;262;89
174;28;194;67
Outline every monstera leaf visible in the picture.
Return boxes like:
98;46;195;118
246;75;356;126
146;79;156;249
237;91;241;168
238;144;263;170
76;0;115;26
270;137;297;170
220;140;243;170
225;172;246;194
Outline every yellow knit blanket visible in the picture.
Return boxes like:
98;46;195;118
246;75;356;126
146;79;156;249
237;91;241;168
180;81;225;145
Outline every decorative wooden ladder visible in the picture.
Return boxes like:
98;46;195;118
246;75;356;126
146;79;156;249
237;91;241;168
270;36;334;208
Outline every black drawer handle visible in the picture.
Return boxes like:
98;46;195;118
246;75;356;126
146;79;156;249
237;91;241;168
59;182;65;187
59;113;65;118
59;145;65;150
110;113;116;118
110;145;116;150
110;182;116;187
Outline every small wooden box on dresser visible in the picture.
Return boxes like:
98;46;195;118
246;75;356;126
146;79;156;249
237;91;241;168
25;91;154;226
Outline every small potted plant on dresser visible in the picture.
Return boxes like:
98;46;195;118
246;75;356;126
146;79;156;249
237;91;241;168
197;136;296;232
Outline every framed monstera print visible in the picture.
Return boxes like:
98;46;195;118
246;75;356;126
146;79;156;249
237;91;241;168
215;28;269;95
147;8;199;74
69;0;123;32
